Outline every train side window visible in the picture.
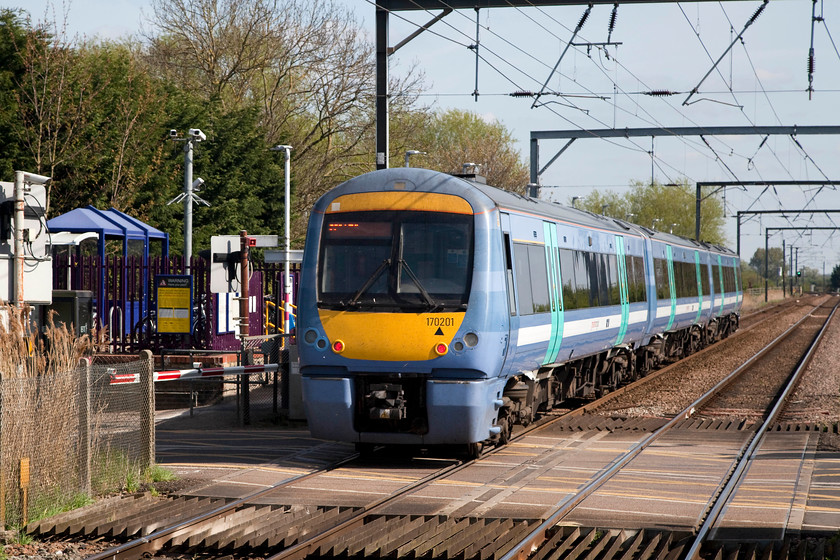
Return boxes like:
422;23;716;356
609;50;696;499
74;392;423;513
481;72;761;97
607;253;620;305
688;261;698;297
513;243;535;315
585;251;600;307
672;261;684;298
626;255;647;303
558;248;577;310
527;245;551;314
573;250;591;309
700;262;710;296
504;233;516;316
654;258;670;300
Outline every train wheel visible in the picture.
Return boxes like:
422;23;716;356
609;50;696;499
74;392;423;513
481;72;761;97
466;442;483;460
497;413;513;446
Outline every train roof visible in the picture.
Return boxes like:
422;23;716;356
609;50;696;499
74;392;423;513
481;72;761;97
327;168;737;257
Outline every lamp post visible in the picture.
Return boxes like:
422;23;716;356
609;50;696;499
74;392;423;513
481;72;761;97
404;150;426;167
271;145;293;338
167;128;208;272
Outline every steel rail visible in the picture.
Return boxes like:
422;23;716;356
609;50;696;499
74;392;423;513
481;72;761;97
499;301;825;560
684;301;839;560
87;452;363;560
85;299;799;560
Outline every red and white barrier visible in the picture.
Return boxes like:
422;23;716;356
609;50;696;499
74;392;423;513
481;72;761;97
109;363;281;385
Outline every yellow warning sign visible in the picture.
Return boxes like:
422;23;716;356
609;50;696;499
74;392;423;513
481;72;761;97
155;275;192;334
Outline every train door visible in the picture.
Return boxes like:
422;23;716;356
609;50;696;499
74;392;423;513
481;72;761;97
716;255;725;317
542;221;563;364
499;213;518;374
614;235;630;345
693;250;704;324
665;245;676;331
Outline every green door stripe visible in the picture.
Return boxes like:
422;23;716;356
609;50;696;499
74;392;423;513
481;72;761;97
717;255;725;316
694;251;703;324
542;222;563;364
615;236;629;345
666;246;676;331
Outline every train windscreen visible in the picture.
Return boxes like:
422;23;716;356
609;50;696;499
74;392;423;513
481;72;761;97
318;210;473;311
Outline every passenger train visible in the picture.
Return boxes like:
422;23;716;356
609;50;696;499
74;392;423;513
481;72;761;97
297;168;741;456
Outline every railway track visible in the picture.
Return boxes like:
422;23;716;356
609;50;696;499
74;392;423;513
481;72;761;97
27;299;836;560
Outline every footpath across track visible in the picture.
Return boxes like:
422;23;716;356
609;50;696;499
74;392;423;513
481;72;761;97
28;297;840;560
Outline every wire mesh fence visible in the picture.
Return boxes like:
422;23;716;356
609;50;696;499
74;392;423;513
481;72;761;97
1;304;293;528
0;356;154;528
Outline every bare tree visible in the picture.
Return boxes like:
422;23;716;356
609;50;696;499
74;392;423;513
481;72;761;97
145;0;426;241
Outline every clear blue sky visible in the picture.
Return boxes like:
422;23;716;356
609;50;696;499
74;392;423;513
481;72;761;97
4;0;840;267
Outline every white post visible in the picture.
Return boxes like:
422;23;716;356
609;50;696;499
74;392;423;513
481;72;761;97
13;171;24;307
183;139;193;272
282;147;292;337
271;145;294;339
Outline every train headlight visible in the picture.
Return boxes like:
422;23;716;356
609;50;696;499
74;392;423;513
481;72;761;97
464;332;479;347
304;329;318;344
332;339;346;354
452;341;465;352
434;342;448;356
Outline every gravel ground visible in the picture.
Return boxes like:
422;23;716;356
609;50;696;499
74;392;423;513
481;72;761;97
781;296;840;452
783;298;840;423
597;297;830;418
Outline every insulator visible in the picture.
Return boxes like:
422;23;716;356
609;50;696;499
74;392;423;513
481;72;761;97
808;50;815;75
645;90;677;97
608;4;618;33
510;91;534;98
577;7;591;30
748;1;767;25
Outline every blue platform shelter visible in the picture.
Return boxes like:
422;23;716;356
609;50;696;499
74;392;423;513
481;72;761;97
47;207;170;338
47;206;169;261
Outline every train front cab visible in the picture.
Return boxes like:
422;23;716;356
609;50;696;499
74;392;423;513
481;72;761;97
297;170;512;448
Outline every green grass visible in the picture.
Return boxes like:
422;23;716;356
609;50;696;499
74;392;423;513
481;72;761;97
29;492;94;526
146;464;176;483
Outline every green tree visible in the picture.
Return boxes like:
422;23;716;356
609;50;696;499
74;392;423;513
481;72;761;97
411;108;529;192
749;247;786;282
0;9;33;180
830;264;840;291
575;180;727;245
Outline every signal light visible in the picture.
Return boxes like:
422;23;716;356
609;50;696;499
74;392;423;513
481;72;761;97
434;342;448;356
247;237;257;247
332;340;345;353
797;270;801;277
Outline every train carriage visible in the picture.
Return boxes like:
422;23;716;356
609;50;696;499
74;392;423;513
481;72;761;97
297;168;741;455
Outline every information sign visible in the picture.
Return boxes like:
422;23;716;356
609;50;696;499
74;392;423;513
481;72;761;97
155;275;193;334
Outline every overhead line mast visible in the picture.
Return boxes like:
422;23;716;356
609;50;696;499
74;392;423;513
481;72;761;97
374;0;761;170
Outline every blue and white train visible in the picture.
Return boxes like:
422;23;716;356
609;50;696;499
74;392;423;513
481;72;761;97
297;168;741;455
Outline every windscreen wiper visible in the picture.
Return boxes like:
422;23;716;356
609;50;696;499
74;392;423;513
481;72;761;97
347;258;391;307
398;259;441;311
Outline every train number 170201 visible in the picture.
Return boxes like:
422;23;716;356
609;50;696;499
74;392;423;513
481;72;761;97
426;317;455;327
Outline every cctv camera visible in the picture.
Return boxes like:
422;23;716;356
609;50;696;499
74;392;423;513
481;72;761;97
192;177;205;189
188;128;207;142
169;129;178;138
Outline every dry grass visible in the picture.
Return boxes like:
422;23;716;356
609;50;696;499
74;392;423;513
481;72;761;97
741;288;785;314
0;306;94;526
